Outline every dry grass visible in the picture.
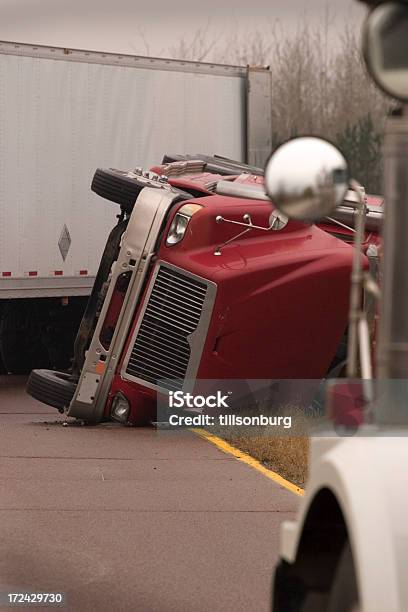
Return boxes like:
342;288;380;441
211;405;317;487
221;433;309;487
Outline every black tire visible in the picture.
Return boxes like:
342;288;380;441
327;543;360;612
27;369;77;412
91;168;147;213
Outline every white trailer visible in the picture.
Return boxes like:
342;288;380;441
0;40;272;372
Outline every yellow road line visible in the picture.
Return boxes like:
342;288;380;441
192;428;304;497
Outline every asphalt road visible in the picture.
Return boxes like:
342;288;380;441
0;376;299;612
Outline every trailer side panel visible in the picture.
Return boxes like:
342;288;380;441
0;48;245;297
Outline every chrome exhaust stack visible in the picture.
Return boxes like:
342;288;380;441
376;114;408;424
328;201;383;233
377;115;408;379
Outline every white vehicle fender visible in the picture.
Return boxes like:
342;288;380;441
279;437;407;612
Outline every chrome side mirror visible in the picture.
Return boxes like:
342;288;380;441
363;2;408;102
264;137;349;222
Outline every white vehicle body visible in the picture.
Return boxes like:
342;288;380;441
277;434;408;611
0;40;271;299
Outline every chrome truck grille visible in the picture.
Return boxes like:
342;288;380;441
123;263;216;391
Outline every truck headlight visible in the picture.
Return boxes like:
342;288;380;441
166;204;202;246
111;392;130;423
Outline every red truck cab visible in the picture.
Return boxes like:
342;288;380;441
27;155;379;425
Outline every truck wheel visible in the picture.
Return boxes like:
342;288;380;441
327;543;360;612
91;168;148;213
26;369;77;412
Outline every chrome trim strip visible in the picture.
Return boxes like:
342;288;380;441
0;40;248;77
0;275;94;298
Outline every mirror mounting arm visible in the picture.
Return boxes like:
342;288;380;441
213;214;283;256
347;179;371;379
215;213;278;232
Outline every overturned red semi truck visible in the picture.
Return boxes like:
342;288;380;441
26;155;383;425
